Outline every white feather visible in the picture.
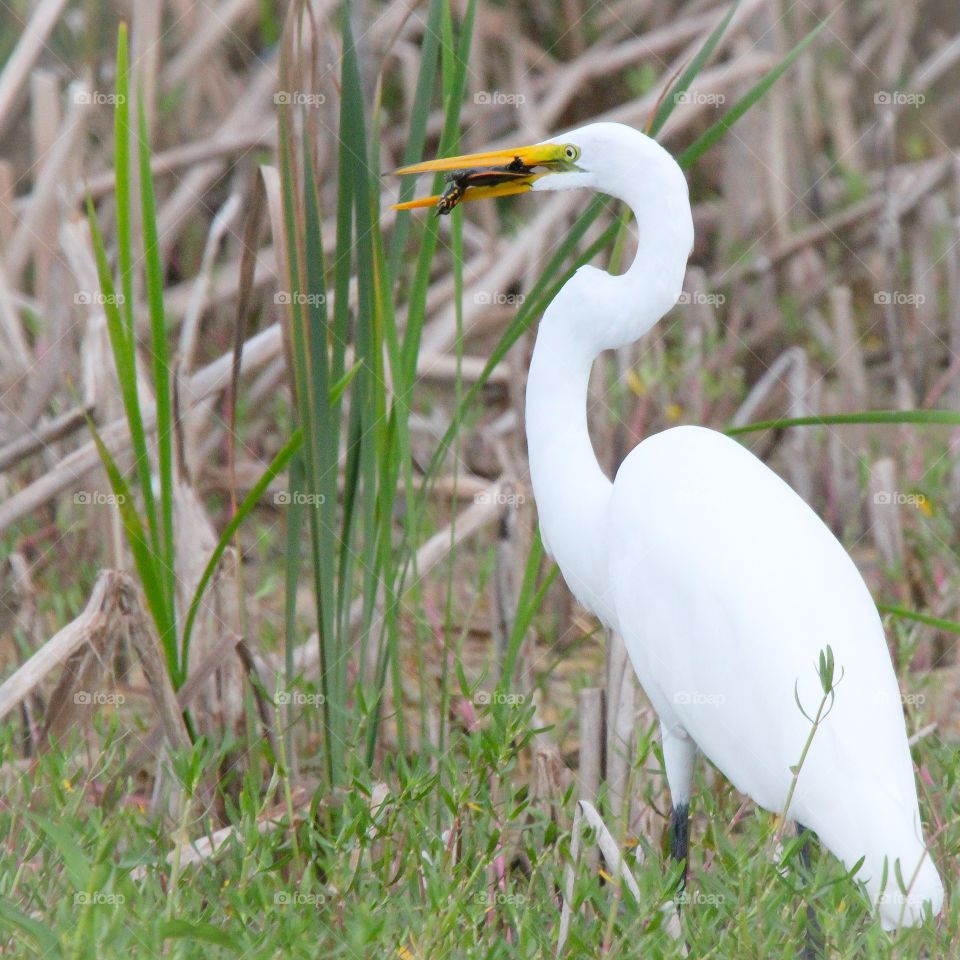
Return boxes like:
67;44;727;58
524;122;943;930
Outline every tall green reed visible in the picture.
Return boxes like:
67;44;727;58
271;0;855;796
88;24;308;691
88;3;943;792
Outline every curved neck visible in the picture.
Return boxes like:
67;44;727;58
525;318;616;625
524;133;693;626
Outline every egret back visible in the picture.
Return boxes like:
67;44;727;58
608;424;943;927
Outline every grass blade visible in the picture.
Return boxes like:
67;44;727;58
137;91;177;665
0;899;60;954
83;411;177;679
182;428;304;670
649;0;741;137
677;13;833;171
107;24;159;555
728;409;960;435
879;604;960;636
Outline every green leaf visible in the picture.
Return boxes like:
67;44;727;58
84;410;176;678
113;22;133;342
879;603;960;635
85;196;162;558
678;13;834;170
501;531;558;689
650;1;741;137
159;919;242;950
0;898;60;954
818;644;835;694
181;428;305;668
388;0;444;275
728;408;960;435
30;814;91;891
137;90;177;662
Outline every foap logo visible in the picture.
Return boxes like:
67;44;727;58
474;489;525;507
873;491;928;508
877;889;914;910
474;91;525;108
74;892;125;905
274;91;326;107
475;690;526;707
273;490;325;506
677;889;724;906
676;291;725;306
675;91;725;107
273;891;327;906
74;291;125;306
274;291;326;306
874;291;925;306
476;891;526;906
874;91;925;108
73;90;125;106
474;291;526;306
74;491;126;506
74;691;125;706
873;690;925;707
674;691;725;706
275;689;326;707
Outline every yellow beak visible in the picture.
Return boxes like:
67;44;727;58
392;141;576;214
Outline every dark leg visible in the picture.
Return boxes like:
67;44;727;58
796;823;824;960
662;728;695;923
670;801;690;892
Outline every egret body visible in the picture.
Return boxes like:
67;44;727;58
397;121;944;930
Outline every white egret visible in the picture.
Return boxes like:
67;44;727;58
395;122;944;930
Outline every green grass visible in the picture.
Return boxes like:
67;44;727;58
0;705;955;958
5;1;956;957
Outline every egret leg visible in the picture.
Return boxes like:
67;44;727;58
796;823;824;960
662;727;696;893
670;802;690;888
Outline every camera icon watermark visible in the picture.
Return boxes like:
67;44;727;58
474;91;525;108
476;891;526;906
474;489;525;507
73;91;125;106
275;689;326;707
872;690;925;707
874;91;925;108
274;91;326;107
873;491;927;508
74;690;125;706
74;291;125;306
274;291;326;307
74;891;125;905
674;691;725;706
677;889;724;906
474;291;525;306
676;291;725;306
874;291;925;306
475;690;526;707
675;91;725;107
273;490;326;506
74;491;126;506
274;891;326;905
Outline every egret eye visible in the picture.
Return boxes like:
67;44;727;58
563;144;580;162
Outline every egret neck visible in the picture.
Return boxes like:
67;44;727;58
525;314;614;621
525;138;693;626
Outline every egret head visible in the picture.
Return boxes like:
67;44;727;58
394;121;694;351
393;121;688;217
